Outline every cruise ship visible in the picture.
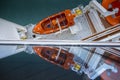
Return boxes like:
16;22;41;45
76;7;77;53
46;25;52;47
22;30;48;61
0;0;120;80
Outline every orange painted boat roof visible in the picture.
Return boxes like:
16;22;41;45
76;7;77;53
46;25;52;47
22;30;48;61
33;9;75;34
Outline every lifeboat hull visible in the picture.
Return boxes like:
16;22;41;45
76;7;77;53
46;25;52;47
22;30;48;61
33;10;75;34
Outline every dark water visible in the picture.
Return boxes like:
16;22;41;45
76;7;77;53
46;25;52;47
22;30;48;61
0;0;101;80
0;0;101;25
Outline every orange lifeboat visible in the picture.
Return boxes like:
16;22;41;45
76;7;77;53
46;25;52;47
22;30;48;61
102;0;120;25
33;46;75;69
33;9;75;34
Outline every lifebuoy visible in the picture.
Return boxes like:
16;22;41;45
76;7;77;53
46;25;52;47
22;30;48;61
102;0;120;25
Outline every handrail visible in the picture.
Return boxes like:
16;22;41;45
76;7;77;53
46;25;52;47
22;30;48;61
0;40;120;47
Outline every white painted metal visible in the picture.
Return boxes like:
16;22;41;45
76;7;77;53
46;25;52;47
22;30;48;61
69;47;90;62
56;18;62;33
88;48;105;69
0;18;26;59
0;18;20;40
89;63;118;79
84;24;120;41
111;36;120;50
55;47;61;60
73;14;92;37
88;9;105;32
88;0;116;17
100;33;120;42
0;40;120;47
69;25;81;34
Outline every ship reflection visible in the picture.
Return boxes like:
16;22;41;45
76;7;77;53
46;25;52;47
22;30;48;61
32;46;120;80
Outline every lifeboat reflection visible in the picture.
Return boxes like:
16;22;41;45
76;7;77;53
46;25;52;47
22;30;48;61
33;46;75;69
101;49;120;80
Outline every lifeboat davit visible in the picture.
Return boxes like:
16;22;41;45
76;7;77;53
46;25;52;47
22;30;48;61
102;0;120;25
33;10;75;34
33;46;74;69
101;54;120;80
